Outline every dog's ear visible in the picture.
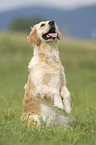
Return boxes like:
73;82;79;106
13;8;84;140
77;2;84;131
56;25;61;40
27;26;40;45
57;31;61;40
57;30;61;40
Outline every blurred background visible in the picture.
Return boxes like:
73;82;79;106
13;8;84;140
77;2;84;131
0;0;96;38
0;0;96;123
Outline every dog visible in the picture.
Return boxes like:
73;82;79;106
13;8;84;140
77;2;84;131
21;20;71;126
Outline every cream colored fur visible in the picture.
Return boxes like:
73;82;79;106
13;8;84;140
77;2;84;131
21;21;71;126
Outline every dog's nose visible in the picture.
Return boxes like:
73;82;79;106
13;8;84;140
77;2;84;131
48;20;55;26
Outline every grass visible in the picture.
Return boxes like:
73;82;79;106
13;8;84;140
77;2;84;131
0;32;96;145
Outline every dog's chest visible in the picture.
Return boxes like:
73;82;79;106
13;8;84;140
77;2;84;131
30;60;63;88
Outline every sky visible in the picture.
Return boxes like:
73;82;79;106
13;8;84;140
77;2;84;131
0;0;96;12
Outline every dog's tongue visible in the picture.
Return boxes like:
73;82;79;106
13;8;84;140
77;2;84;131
48;33;57;38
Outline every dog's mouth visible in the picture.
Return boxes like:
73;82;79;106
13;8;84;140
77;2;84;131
42;27;57;41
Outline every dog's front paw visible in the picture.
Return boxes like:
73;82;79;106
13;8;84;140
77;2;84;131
61;86;72;114
54;95;64;110
63;96;72;114
64;103;71;114
54;101;64;110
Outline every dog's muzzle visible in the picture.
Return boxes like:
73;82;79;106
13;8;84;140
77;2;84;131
42;20;57;41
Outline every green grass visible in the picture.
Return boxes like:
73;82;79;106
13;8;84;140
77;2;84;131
0;32;96;145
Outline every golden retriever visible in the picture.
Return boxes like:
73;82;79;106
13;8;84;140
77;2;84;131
21;20;71;126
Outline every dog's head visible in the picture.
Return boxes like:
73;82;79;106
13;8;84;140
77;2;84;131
27;20;61;45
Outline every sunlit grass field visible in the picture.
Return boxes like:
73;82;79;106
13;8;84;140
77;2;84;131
0;32;96;145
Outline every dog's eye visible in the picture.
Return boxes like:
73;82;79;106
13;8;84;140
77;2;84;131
40;23;45;27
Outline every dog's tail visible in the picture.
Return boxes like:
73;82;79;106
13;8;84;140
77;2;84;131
41;104;70;128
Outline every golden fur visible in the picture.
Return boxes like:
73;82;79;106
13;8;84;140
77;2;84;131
21;21;71;126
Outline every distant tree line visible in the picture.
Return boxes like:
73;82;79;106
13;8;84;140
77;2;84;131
11;17;46;33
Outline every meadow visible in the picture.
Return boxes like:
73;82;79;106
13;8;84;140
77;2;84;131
0;32;96;145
